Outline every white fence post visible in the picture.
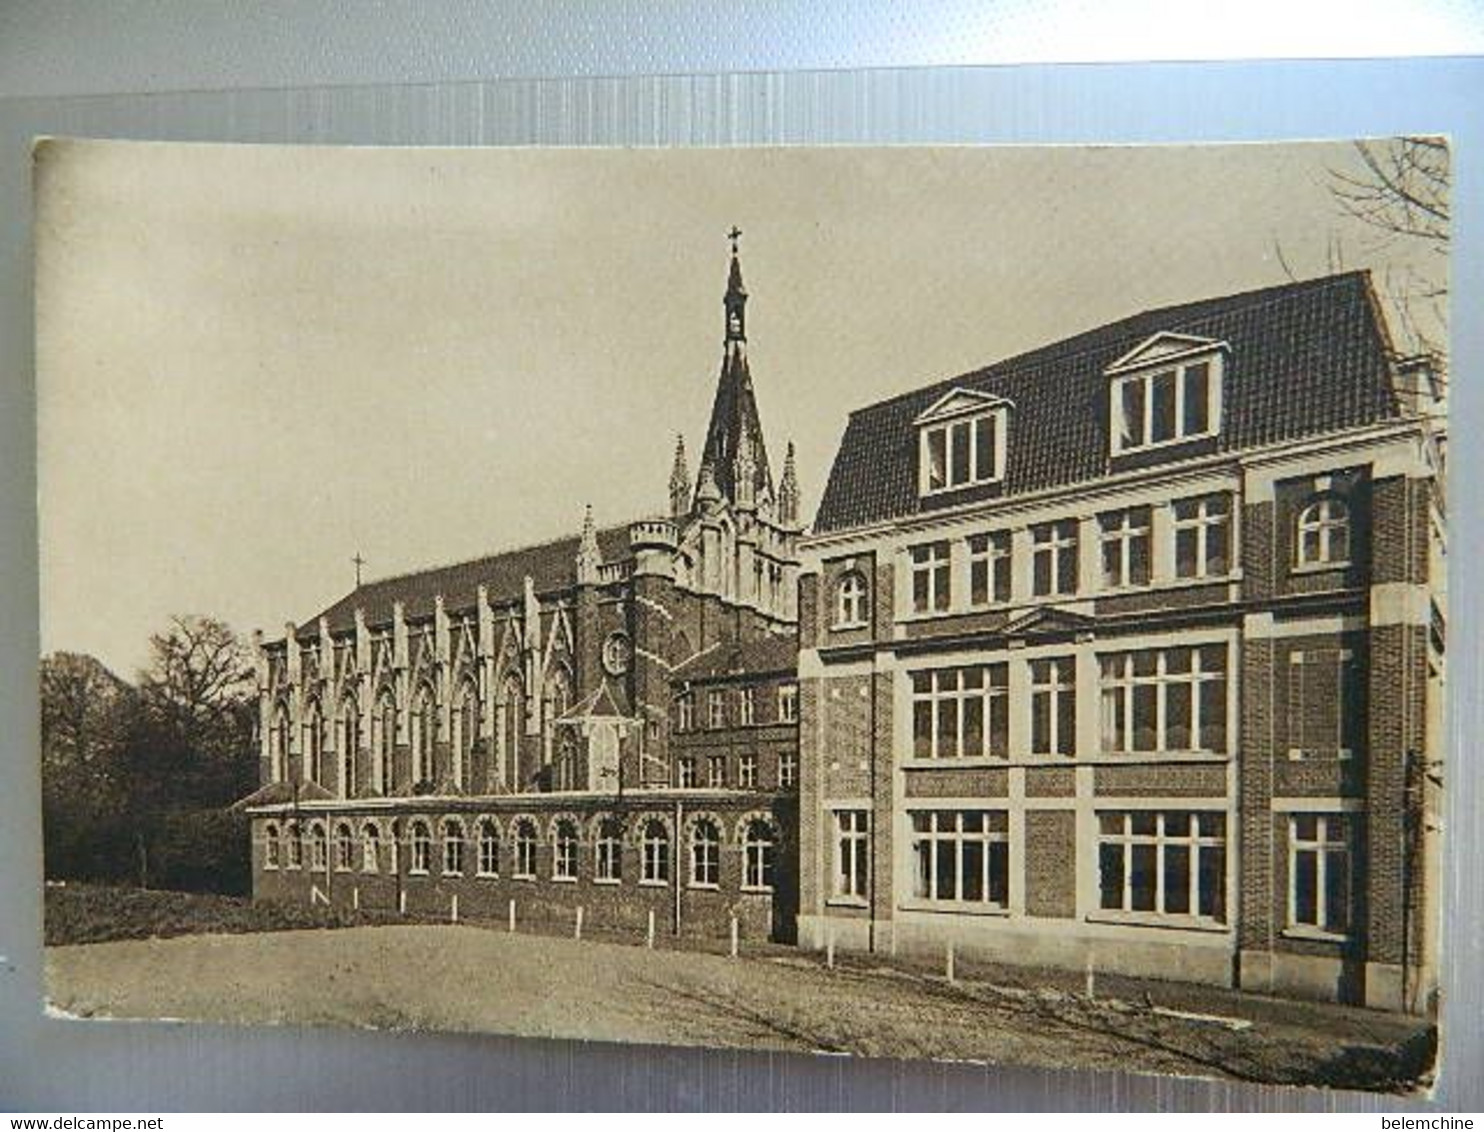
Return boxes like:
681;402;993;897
575;905;584;940
450;894;459;924
946;941;956;983
646;908;656;949
730;915;739;959
508;897;516;933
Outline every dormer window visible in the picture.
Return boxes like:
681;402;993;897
915;389;1011;496
1106;333;1226;456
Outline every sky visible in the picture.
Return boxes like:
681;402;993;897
34;139;1445;678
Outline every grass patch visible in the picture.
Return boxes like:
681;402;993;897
44;882;390;946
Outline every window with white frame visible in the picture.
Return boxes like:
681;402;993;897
1031;521;1079;597
739;752;758;788
1289;813;1352;935
641;819;670;884
707;689;725;729
264;822;281;869
778;751;798;788
1297;496;1351;566
1030;657;1077;756
1100;645;1228;754
919;403;1007;495
1111;357;1220;455
334;822;354;872
1173;494;1231;579
739;686;756;725
443;819;465;876
832;810;869;900
909;810;1009;906
676;692;694;732
1287;647;1360;759
690;818;721;887
513;819;537;878
777;684;798;723
707;755;726;788
286;822;303;869
1099;506;1152;588
308;821;328;872
596;817;623;882
909;540;952;613
1098;811;1226;920
911;664;1009;759
968;531;1012;606
477;819;499;876
361;823;380;873
553;819;578;880
677;756;697;788
408;820;431;875
743;819;776;890
834;571;870;628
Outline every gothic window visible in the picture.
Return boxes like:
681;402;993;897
373;688;395;796
442;818;465;876
361;822;380;873
513;818;537;878
263;822;280;869
451;677;477;790
304;698;325;786
834;571;869;628
333;822;354;872
553;819;579;881
410;683;436;788
408;819;432;875
689;818;721;888
1297;496;1352;566
477;819;500;876
641;819;670;885
555;729;581;792
742;818;776;891
338;697;358;798
498;673;523;791
542;667;573;770
270;702;290;783
595;817;623;883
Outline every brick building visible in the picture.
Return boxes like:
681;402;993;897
795;272;1445;1012
244;239;802;943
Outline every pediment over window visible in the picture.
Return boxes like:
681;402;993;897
914;387;1013;425
1003;606;1096;640
1106;332;1228;375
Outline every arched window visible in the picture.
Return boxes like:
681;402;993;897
285;821;302;869
308;821;328;872
477;819;500;877
1297;496;1351;566
514;819;538;878
373;688;396;796
304;698;325;786
270;703;290;782
743;818;776;891
834;571;869;628
442;818;465;875
555;729;581;792
451;677;477;791
595;817;623;882
409;819;432;874
361;822;381;873
498;673;523;791
338;697;358;798
410;683;437;788
690;818;721;888
333;821;354;872
641;819;670;885
264;821;281;869
542;667;574;771
553;819;579;880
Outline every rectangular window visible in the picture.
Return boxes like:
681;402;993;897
739;752;758;788
921;411;1002;493
1031;520;1079;597
707;690;725;729
1030;657;1076;756
910;541;952;613
968;531;1012;606
910;810;1009;906
1099;506;1152;588
1112;360;1218;455
707;755;726;788
739;687;756;726
1098;811;1226;921
910;664;1009;759
1287;648;1360;760
1100;645;1228;754
1289;814;1352;935
778;751;798;788
833;810;869;900
677;756;697;789
1173;494;1231;579
677;694;694;732
777;684;798;723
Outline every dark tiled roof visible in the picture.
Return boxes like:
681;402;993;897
699;350;776;503
671;633;798;681
813;272;1399;534
300;523;635;637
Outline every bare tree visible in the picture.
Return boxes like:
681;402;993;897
137;614;255;744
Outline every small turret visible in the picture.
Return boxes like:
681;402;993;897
696;460;722;509
576;503;601;585
669;435;691;518
778;440;801;528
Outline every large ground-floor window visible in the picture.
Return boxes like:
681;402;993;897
1098;810;1225;921
909;809;1009;906
832;810;869;901
1288;813;1353;935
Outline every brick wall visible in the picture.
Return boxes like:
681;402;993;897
1024;809;1076;918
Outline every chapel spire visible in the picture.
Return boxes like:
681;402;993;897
778;440;801;528
669;434;691;518
724;225;747;344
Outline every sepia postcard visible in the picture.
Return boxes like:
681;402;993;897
34;138;1448;1093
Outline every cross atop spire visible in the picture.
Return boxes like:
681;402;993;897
728;225;742;254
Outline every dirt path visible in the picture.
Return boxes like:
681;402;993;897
45;925;1431;1089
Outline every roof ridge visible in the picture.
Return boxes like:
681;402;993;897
847;271;1372;418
